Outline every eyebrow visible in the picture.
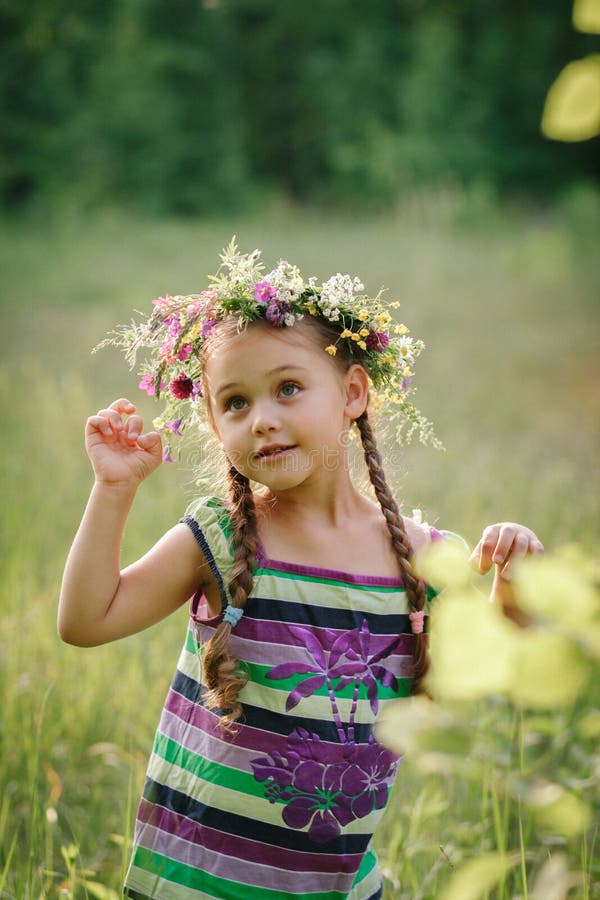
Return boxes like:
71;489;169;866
215;365;309;398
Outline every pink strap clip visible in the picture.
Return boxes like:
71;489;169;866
409;610;425;634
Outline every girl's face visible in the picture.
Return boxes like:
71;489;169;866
204;320;367;492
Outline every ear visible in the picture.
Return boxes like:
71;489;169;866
343;364;370;420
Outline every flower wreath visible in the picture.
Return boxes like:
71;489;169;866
97;238;441;461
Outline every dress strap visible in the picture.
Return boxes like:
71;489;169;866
180;496;235;612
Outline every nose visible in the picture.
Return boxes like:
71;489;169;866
251;399;281;436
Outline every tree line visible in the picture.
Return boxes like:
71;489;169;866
2;0;598;214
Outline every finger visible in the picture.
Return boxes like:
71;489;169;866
499;532;529;580
108;398;136;414
137;431;162;451
490;524;519;567
529;537;544;555
86;414;113;437
471;524;501;574
123;414;144;444
96;408;126;434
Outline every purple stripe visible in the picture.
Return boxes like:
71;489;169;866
256;542;405;586
158;708;258;771
163;689;379;762
194;617;416;658
136;799;363;877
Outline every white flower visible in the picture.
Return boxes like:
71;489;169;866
266;260;305;303
319;273;364;314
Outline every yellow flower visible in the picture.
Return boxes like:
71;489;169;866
376;312;391;326
358;309;369;322
340;329;353;339
389;301;401;309
358;340;367;350
394;324;408;335
325;344;337;356
359;328;369;337
153;417;165;431
403;366;413;377
186;323;202;342
307;304;318;316
351;333;361;342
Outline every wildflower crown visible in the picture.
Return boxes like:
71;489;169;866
97;238;440;457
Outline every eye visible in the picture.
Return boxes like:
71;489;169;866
225;395;248;412
279;382;300;398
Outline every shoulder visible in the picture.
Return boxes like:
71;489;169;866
401;514;436;557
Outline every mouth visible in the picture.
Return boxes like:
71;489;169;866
255;444;297;461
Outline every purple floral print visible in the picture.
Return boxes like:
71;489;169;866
250;620;401;843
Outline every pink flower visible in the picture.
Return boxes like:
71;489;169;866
255;280;278;304
366;331;390;352
139;374;164;396
169;372;194;400
152;294;173;311
159;338;175;362
177;344;193;361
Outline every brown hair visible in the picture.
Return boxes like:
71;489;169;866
199;316;428;729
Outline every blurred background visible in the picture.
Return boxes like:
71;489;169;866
1;0;599;895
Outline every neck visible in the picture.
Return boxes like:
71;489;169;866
255;471;372;529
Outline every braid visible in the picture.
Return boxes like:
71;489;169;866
201;466;258;729
355;410;429;692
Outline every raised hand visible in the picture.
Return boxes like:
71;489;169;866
469;522;544;582
85;398;163;487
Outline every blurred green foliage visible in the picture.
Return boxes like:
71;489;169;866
1;0;598;214
378;542;600;898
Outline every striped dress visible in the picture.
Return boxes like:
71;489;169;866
124;497;439;900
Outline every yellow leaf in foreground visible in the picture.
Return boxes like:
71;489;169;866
541;55;600;141
509;630;589;708
441;852;520;900
428;592;515;700
415;539;471;591
573;0;600;33
514;553;598;634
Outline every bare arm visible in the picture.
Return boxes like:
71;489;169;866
58;398;211;646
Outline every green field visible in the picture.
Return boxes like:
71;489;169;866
1;195;598;897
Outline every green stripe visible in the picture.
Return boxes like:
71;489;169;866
153;732;271;802
254;566;404;592
245;661;412;700
183;631;412;700
132;846;350;900
353;844;377;886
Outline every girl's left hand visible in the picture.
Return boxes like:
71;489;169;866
469;523;544;581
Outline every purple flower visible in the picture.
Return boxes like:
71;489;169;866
169;373;194;400
251;727;398;842
333;620;401;715
265;299;292;327
254;280;278;304
340;740;397;820
163;418;183;435
366;331;390;352
201;318;217;337
162;446;174;463
192;381;203;398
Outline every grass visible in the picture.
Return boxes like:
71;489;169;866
0;191;598;897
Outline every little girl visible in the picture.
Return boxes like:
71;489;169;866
59;241;543;899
